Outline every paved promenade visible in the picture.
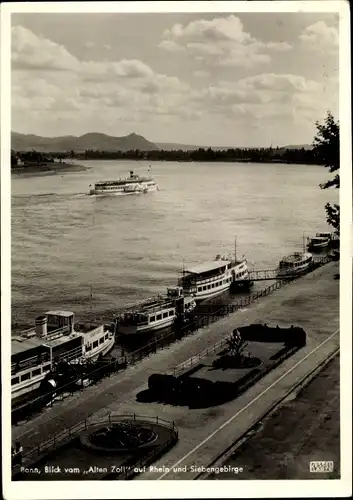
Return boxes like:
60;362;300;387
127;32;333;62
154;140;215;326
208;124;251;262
207;354;340;480
12;262;339;480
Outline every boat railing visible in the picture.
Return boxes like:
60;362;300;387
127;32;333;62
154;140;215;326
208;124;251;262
45;326;72;341
119;317;149;326
310;237;328;243
11;351;51;375
79;324;104;336
58;345;84;363
95;176;153;187
20;327;36;336
181;272;229;287
119;295;174;314
280;252;305;263
136;320;149;326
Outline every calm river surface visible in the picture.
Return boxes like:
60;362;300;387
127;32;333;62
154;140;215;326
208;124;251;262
11;160;336;328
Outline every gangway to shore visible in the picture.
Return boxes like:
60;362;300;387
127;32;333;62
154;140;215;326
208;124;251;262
233;267;294;283
237;255;332;283
245;268;285;281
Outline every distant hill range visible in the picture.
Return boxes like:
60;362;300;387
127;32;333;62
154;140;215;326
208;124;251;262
157;142;313;151
156;142;205;151
11;131;159;152
12;131;313;153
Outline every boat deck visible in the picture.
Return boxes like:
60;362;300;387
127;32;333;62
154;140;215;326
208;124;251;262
11;336;45;356
95;177;153;186
280;252;312;264
184;260;232;275
122;297;173;314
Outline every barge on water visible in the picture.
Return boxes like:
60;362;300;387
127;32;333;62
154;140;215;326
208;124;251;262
115;286;196;335
11;311;115;407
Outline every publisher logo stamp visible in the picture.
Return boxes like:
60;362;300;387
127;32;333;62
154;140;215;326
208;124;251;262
310;461;334;473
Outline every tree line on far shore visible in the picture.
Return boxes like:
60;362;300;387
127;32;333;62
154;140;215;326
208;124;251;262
12;145;321;166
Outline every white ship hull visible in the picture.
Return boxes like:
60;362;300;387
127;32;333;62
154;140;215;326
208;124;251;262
89;334;115;359
191;279;232;301
181;259;250;302
117;315;175;335
11;374;46;403
116;286;196;336
12;333;115;404
309;240;329;249
277;252;313;278
90;183;158;196
277;263;311;278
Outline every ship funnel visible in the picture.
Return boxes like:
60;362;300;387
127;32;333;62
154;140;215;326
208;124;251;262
35;315;48;337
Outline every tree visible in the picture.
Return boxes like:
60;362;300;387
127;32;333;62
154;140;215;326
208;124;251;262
226;330;248;358
312;111;340;234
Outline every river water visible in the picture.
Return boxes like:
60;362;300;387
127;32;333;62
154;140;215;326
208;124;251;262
11;160;336;329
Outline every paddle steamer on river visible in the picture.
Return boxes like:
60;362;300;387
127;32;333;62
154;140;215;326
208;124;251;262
89;170;158;195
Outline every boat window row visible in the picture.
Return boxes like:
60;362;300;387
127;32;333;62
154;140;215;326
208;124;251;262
149;309;175;323
55;345;84;363
85;333;110;352
234;270;247;279
11;363;51;386
292;258;311;267
197;277;232;292
281;257;312;269
11;352;51;375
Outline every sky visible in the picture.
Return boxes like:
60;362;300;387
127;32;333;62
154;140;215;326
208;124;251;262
11;10;339;147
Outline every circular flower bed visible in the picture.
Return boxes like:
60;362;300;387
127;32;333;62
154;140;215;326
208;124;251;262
80;419;161;453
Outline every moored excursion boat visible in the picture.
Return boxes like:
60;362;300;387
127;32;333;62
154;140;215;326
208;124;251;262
277;251;313;278
116;286;196;335
179;245;251;302
307;232;332;251
89;170;159;195
11;311;115;406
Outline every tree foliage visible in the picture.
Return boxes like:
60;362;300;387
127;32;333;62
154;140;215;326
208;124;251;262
226;330;248;358
12;146;320;164
312;111;340;234
11;150;18;167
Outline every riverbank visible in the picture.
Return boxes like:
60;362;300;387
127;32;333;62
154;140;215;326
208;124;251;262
12;262;339;477
81;157;318;165
11;162;89;176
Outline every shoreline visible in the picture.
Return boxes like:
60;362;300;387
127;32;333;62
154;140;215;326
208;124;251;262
57;158;321;166
11;162;90;176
